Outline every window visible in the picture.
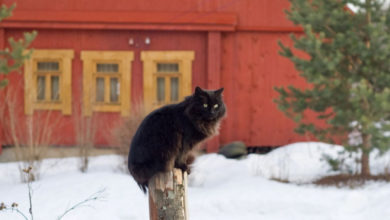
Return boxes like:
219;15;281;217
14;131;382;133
36;61;60;101
141;51;194;112
81;51;134;116
155;63;180;104
94;63;120;103
24;50;74;115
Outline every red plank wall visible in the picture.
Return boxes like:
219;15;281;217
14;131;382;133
0;0;311;152
1;29;207;147
0;27;3;154
219;32;309;149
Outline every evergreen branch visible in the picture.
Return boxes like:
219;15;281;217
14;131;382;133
0;3;37;88
0;4;15;22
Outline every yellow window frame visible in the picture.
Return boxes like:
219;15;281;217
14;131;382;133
141;51;195;112
24;49;74;115
81;51;134;117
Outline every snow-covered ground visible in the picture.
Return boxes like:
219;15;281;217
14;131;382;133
1;142;390;220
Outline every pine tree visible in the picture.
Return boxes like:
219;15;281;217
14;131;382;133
0;3;36;88
275;0;390;175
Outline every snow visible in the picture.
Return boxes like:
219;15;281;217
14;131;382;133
1;142;390;220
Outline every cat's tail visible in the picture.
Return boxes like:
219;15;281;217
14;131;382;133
128;162;159;194
138;182;148;194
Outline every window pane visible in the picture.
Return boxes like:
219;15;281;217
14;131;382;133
51;76;60;101
37;62;59;72
157;77;165;102
37;76;45;100
110;78;119;103
157;63;179;73
96;77;105;102
170;77;179;102
97;63;119;73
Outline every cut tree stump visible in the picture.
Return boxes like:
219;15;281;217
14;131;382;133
148;168;188;220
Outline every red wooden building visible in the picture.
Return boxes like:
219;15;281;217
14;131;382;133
0;0;309;153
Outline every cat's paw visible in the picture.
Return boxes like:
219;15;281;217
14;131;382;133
175;163;189;174
186;166;192;175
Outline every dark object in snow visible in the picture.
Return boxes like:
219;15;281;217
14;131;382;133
247;146;277;154
218;141;247;158
128;87;226;194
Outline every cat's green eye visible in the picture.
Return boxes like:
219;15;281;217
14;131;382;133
214;104;219;109
203;103;208;108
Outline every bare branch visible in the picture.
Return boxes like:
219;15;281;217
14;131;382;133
56;188;106;220
1;206;29;220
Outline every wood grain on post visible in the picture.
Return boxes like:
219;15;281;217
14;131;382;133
148;168;188;220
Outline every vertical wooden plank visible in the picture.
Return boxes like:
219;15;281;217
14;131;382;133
141;52;154;112
166;75;171;104
121;55;133;117
206;31;221;152
62;52;74;115
181;58;194;99
104;75;110;104
207;31;221;89
0;28;3;153
45;68;51;101
0;28;4;49
80;51;92;116
219;33;234;147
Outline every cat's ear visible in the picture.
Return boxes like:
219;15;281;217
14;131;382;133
195;86;205;96
215;88;224;96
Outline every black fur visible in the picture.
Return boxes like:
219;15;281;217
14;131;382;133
128;87;226;193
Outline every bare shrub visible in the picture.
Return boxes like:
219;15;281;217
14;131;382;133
74;114;96;173
384;155;390;175
0;86;61;182
113;103;146;172
72;80;98;173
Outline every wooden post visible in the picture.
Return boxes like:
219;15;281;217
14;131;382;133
148;169;188;220
0;28;5;155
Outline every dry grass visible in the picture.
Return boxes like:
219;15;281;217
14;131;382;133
74;112;97;173
270;177;291;184
0;85;60;182
314;174;390;188
113;104;146;172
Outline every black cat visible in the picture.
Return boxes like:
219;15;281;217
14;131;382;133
128;87;226;193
